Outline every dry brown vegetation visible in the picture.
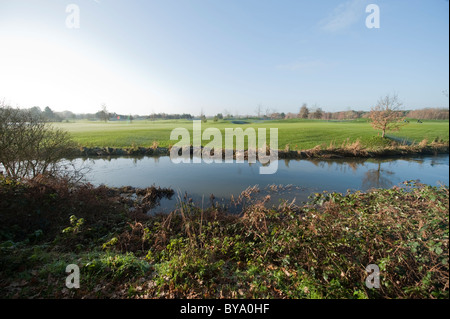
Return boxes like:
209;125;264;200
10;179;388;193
1;174;448;299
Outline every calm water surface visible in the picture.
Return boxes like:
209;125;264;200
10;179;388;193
72;154;449;214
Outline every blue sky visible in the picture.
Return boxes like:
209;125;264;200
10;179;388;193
0;0;448;116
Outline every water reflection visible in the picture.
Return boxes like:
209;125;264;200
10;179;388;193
362;162;395;189
72;154;449;213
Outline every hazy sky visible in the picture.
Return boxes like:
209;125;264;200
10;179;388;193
0;0;448;116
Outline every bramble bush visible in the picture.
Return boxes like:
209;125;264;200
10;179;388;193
0;175;448;299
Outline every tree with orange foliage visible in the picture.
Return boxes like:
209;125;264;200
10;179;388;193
369;94;406;138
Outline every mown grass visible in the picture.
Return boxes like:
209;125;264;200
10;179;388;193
52;119;449;150
1;175;448;299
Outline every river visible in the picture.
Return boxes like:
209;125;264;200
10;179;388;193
70;154;449;214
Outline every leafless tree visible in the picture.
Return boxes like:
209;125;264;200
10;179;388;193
0;103;77;180
99;103;109;122
255;104;263;118
299;103;309;119
369;94;406;138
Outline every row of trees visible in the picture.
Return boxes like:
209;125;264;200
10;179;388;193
406;108;449;120
229;103;448;121
25;105;149;122
292;104;448;121
148;113;194;120
28;106;68;122
25;101;448;123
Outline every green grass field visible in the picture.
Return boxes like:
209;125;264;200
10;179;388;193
52;119;449;150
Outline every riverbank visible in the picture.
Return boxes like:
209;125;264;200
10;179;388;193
71;140;449;160
0;174;448;299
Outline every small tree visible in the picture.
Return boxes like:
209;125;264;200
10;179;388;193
369;94;405;138
0;104;76;180
299;103;309;119
44;106;55;120
255;104;263;118
98;104;109;122
313;107;323;119
29;106;42;118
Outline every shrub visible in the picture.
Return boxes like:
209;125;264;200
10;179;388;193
0;104;76;180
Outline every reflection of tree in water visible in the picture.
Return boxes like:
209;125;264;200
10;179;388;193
346;161;361;173
308;158;366;174
428;158;446;167
362;162;395;190
366;157;425;167
361;157;432;189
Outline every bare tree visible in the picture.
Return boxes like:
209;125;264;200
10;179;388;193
0;104;76;180
98;104;109;122
223;109;232;118
312;107;323;119
299;103;309;119
255;104;263;118
369;93;406;138
200;108;207;122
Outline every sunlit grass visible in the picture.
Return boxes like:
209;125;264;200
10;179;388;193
52;119;449;150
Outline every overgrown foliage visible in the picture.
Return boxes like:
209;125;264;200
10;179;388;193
0;175;448;299
0;104;76;180
0;174;125;245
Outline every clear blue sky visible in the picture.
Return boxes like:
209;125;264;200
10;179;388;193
0;0;448;116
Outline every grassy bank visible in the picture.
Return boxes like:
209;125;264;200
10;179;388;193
1;175;448;299
71;139;449;160
52;119;449;152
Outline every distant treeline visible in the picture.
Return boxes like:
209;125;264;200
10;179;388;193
405;108;449;120
25;106;196;122
266;108;449;121
148;113;193;120
24;105;449;122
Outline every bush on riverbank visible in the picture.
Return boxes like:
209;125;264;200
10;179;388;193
0;175;448;299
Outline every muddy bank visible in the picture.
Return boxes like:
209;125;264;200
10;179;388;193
70;143;449;160
74;146;169;157
278;143;449;159
109;185;175;217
